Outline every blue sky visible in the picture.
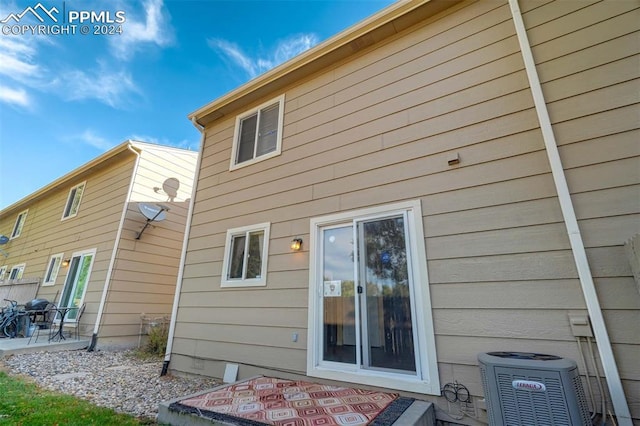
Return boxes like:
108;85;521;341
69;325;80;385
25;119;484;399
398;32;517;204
0;0;394;209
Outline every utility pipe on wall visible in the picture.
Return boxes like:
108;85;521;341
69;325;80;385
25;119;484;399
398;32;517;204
161;118;206;375
89;143;141;351
508;1;631;423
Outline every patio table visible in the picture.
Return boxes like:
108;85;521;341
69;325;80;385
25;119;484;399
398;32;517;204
49;306;78;342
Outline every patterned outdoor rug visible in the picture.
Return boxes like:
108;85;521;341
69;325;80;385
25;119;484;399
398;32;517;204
169;376;414;425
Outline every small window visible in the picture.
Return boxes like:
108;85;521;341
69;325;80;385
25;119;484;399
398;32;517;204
9;264;25;281
43;253;64;286
230;95;285;170
0;266;7;281
10;210;28;239
62;181;86;220
221;223;270;287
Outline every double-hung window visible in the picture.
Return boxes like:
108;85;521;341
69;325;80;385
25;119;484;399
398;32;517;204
221;223;270;287
9;264;25;281
230;95;285;170
43;253;64;286
62;181;85;220
10;210;28;239
0;266;7;281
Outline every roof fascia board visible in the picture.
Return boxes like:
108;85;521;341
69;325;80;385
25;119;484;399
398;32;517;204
129;140;198;156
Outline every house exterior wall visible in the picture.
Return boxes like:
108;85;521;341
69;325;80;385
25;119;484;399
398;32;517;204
522;0;640;418
0;151;135;337
98;146;198;345
0;143;198;348
170;0;639;421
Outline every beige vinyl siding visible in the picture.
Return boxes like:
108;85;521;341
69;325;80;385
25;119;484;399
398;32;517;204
522;0;640;417
173;0;639;420
177;0;542;379
99;146;197;342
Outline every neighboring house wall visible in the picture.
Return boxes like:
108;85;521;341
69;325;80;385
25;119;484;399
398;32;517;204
0;142;198;348
0;151;135;334
98;146;198;345
170;0;639;422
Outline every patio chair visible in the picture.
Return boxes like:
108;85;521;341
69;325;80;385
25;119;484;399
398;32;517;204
27;302;57;344
74;303;86;340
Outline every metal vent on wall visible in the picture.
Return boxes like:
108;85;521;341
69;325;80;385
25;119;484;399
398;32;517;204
478;352;591;426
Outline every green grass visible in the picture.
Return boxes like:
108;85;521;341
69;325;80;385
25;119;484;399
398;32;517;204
0;371;153;425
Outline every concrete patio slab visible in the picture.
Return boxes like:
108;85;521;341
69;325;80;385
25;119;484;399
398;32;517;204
0;337;90;357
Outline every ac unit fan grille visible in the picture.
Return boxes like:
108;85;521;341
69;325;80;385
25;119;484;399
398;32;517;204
479;352;590;426
479;364;497;425
572;375;592;424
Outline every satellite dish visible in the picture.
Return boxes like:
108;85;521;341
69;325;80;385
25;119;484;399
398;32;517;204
0;235;8;245
139;203;167;222
136;203;169;239
162;178;179;200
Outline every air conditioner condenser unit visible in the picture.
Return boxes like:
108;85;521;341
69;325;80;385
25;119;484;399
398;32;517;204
478;352;591;425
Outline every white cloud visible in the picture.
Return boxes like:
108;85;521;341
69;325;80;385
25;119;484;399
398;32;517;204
62;68;139;108
76;129;115;150
0;85;30;107
0;7;44;108
273;34;318;66
208;33;319;79
109;0;174;60
0;36;37;56
0;52;39;80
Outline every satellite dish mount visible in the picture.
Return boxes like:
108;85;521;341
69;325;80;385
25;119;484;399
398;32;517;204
136;203;169;240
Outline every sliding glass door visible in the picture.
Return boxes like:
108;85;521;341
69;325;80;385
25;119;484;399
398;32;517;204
320;213;418;375
58;249;95;321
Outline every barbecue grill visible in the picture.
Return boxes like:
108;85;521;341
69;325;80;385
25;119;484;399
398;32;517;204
25;299;50;311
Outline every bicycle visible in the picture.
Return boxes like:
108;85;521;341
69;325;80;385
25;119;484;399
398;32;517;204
0;299;24;338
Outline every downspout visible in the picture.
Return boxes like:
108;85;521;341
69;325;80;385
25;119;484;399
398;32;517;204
161;118;205;375
508;1;631;423
88;143;141;351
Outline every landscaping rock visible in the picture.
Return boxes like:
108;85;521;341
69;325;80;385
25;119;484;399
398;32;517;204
1;349;220;422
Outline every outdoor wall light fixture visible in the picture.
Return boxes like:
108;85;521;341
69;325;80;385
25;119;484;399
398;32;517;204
290;238;303;251
62;259;70;267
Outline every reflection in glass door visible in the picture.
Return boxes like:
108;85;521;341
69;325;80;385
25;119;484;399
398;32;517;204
320;214;417;375
359;215;415;374
322;225;356;365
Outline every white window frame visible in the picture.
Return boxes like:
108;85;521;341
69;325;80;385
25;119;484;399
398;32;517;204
61;181;86;220
10;209;28;239
229;94;285;171
0;265;7;281
9;263;26;281
221;222;271;288
42;253;64;287
306;200;440;395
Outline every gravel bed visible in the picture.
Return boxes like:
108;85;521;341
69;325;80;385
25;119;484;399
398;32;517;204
1;348;220;422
